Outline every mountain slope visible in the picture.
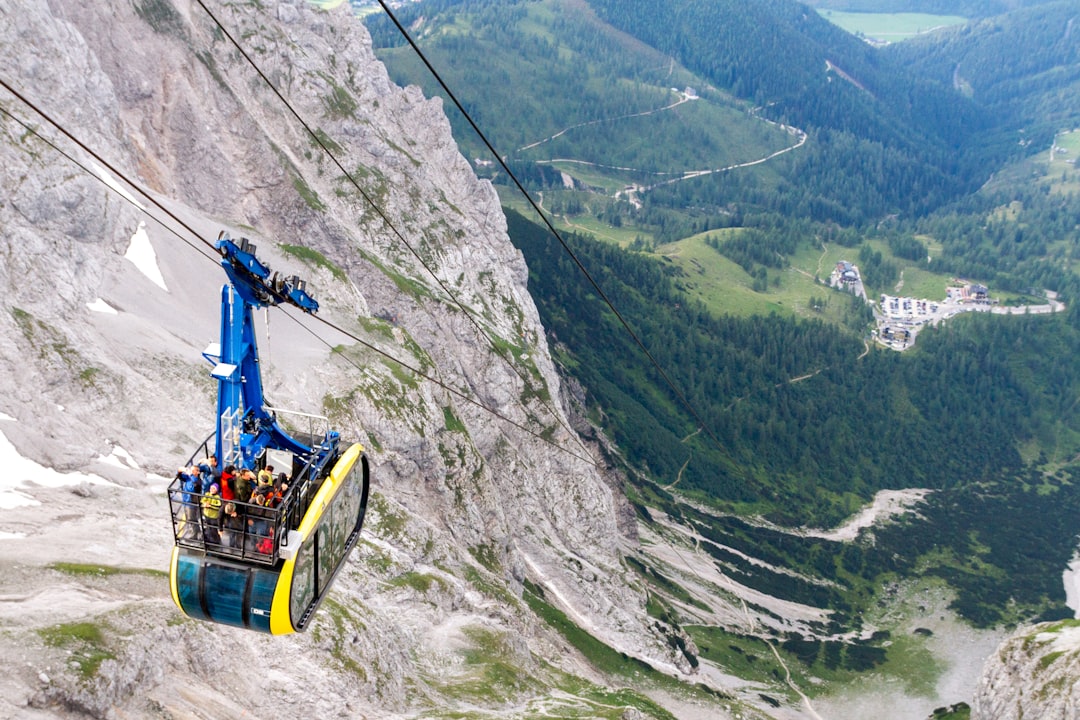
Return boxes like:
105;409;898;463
0;1;715;717
886;0;1080;139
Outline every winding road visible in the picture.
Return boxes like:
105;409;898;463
517;88;809;202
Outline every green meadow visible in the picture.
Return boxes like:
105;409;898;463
817;10;968;42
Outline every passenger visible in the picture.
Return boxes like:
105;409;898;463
271;472;289;507
256;528;275;555
220;464;236;503
197;462;214;490
246;489;273;552
257;465;274;491
207;454;222;485
235;468;255;504
176;466;202;540
221;501;244;550
201;483;223;545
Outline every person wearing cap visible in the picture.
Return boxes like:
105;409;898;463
201;483;222;545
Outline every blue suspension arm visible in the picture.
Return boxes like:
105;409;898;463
207;232;337;470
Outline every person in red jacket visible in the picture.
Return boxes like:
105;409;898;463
219;465;236;503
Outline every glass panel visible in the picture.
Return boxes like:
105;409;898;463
317;519;333;595
175;554;208;622
249;568;276;634
290;534;316;623
203;563;248;628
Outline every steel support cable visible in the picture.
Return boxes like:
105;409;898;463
0;80;219;263
371;0;741;476
0;79;600;470
280;306;600;469
294;9;764;681
191;0;595;464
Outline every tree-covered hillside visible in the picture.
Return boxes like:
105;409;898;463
508;207;1080;524
886;0;1080;140
365;0;1013;230
801;0;1060;18
584;0;1004;219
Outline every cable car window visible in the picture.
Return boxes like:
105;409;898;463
317;515;334;596
339;463;364;538
290;533;316;622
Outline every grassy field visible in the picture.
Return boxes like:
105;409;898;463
656;232;863;325
500;196;1003;329
1047;129;1080;195
817;10;967;42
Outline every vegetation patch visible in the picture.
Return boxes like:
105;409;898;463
134;0;186;37
292;174;326;212
442;405;467;434
369;493;408;540
38;621;115;681
48;562;166;579
319;74;358;119
524;579;659;680
279;243;346;281
930;702;971;720
432;625;536;703
317;598;368;681
626;555;711;613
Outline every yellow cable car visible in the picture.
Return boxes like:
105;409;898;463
169;443;369;634
167;233;371;633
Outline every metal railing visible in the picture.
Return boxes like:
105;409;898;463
168;475;293;566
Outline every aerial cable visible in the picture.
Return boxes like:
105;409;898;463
0;78;600;470
191;0;596;464
0;81;219;263
371;1;741;476
281;306;601;469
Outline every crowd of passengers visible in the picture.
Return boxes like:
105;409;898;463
173;455;291;556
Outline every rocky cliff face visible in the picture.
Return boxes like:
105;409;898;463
0;1;694;717
971;619;1080;720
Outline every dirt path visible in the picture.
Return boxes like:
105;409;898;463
518;91;695;153
526;96;808;205
641;122;807;192
663;427;701;490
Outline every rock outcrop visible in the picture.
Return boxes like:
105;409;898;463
971;619;1080;720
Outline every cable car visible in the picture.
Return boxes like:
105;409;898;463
168;232;370;634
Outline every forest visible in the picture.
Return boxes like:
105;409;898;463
509;206;1080;625
508;208;1080;519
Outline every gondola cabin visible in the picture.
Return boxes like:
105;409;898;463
167;233;369;634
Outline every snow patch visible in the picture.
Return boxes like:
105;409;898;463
124;221;167;291
87;298;118;314
91;162;145;210
97;445;140;470
1063;555;1080;618
0;531;25;540
0;427;114;512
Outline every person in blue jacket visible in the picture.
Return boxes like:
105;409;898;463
175;466;202;540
